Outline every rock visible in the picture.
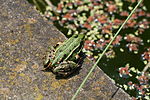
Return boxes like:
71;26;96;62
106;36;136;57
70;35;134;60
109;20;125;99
0;0;131;99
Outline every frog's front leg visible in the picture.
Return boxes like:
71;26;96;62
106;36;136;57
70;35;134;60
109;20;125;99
53;61;78;76
44;46;55;68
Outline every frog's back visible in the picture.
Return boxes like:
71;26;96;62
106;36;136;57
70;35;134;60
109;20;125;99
52;34;85;66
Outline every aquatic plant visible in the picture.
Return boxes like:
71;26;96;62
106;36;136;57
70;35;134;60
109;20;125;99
28;0;150;99
44;0;149;60
118;63;150;100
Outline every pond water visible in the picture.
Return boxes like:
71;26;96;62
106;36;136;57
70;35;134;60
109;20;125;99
98;1;150;97
28;0;150;98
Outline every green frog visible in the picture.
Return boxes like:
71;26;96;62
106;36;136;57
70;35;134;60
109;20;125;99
44;34;85;77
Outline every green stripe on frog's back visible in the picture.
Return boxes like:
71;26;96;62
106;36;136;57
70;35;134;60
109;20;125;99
55;34;77;56
55;34;84;57
64;34;85;61
52;34;85;66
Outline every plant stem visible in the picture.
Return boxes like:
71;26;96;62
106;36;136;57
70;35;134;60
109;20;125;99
45;0;57;11
142;62;150;73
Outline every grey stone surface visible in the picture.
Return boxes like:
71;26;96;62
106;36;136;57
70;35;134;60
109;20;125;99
0;0;131;100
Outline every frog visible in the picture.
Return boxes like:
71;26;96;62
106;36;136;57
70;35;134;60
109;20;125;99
44;34;85;77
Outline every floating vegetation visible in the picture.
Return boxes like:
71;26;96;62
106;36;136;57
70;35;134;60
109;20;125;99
142;47;150;63
28;0;150;99
44;0;150;61
119;64;131;78
118;63;150;100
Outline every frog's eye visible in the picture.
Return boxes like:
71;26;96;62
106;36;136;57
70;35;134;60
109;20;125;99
49;55;52;58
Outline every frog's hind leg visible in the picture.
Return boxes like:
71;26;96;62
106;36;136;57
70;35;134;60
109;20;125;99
53;61;77;77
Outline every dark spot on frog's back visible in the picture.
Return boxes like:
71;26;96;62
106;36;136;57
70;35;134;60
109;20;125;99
64;54;67;57
55;43;60;47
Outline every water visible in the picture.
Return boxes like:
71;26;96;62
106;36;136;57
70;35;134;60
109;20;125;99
27;0;150;98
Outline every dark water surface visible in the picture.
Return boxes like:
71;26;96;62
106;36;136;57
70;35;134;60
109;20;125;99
98;1;150;97
28;0;150;97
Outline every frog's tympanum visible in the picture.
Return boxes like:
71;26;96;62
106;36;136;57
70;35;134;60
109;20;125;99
44;34;84;77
